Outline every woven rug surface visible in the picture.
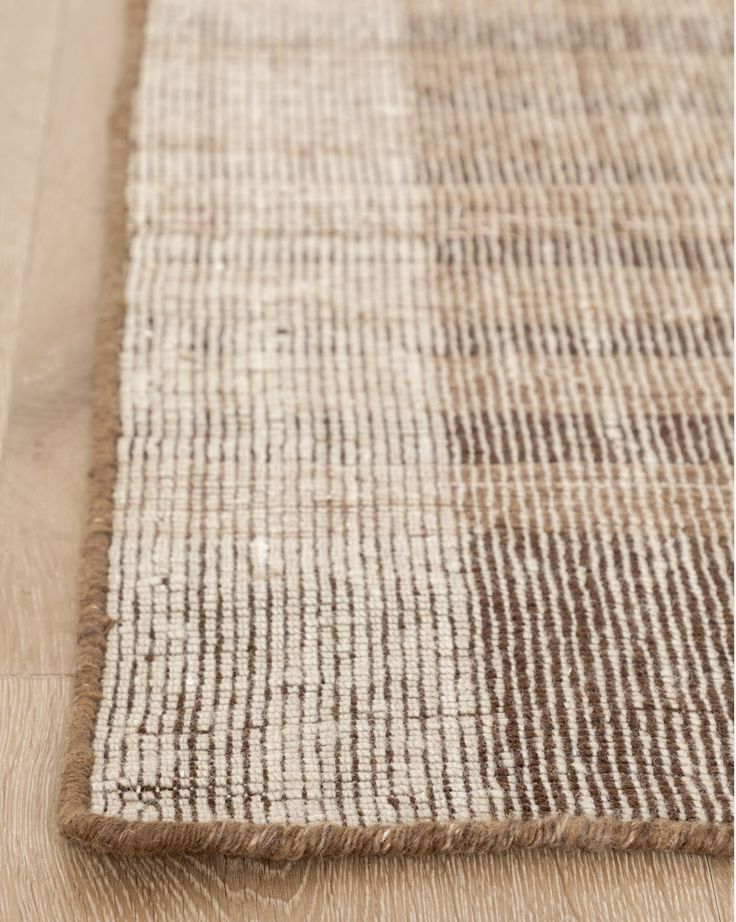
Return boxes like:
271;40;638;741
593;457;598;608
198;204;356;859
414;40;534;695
59;0;734;858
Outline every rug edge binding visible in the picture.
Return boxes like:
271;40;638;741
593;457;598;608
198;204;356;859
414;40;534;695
60;809;734;859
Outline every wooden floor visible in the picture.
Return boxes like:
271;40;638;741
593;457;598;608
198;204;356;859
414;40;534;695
0;0;731;918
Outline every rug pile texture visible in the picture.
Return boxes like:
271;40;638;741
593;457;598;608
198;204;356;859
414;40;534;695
59;0;734;858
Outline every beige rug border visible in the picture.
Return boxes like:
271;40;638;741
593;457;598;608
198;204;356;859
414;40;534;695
56;0;733;860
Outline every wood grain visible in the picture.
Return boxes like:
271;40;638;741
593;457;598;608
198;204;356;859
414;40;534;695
0;0;124;674
709;857;734;922
0;0;730;918
0;0;62;452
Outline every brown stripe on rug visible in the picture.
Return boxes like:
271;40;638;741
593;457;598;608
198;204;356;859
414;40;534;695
58;0;733;859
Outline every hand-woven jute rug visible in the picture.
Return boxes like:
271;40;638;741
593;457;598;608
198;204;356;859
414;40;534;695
58;0;734;859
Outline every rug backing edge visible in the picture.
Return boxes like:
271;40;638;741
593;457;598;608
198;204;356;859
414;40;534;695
55;0;734;861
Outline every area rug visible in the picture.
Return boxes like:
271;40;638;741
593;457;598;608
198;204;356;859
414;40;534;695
58;0;734;858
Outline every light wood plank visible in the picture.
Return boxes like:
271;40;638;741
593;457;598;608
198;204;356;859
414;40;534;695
0;0;63;456
0;676;725;922
709;857;733;922
0;0;125;674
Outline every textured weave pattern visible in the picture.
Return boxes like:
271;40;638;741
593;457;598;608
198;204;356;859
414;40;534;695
89;0;733;831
